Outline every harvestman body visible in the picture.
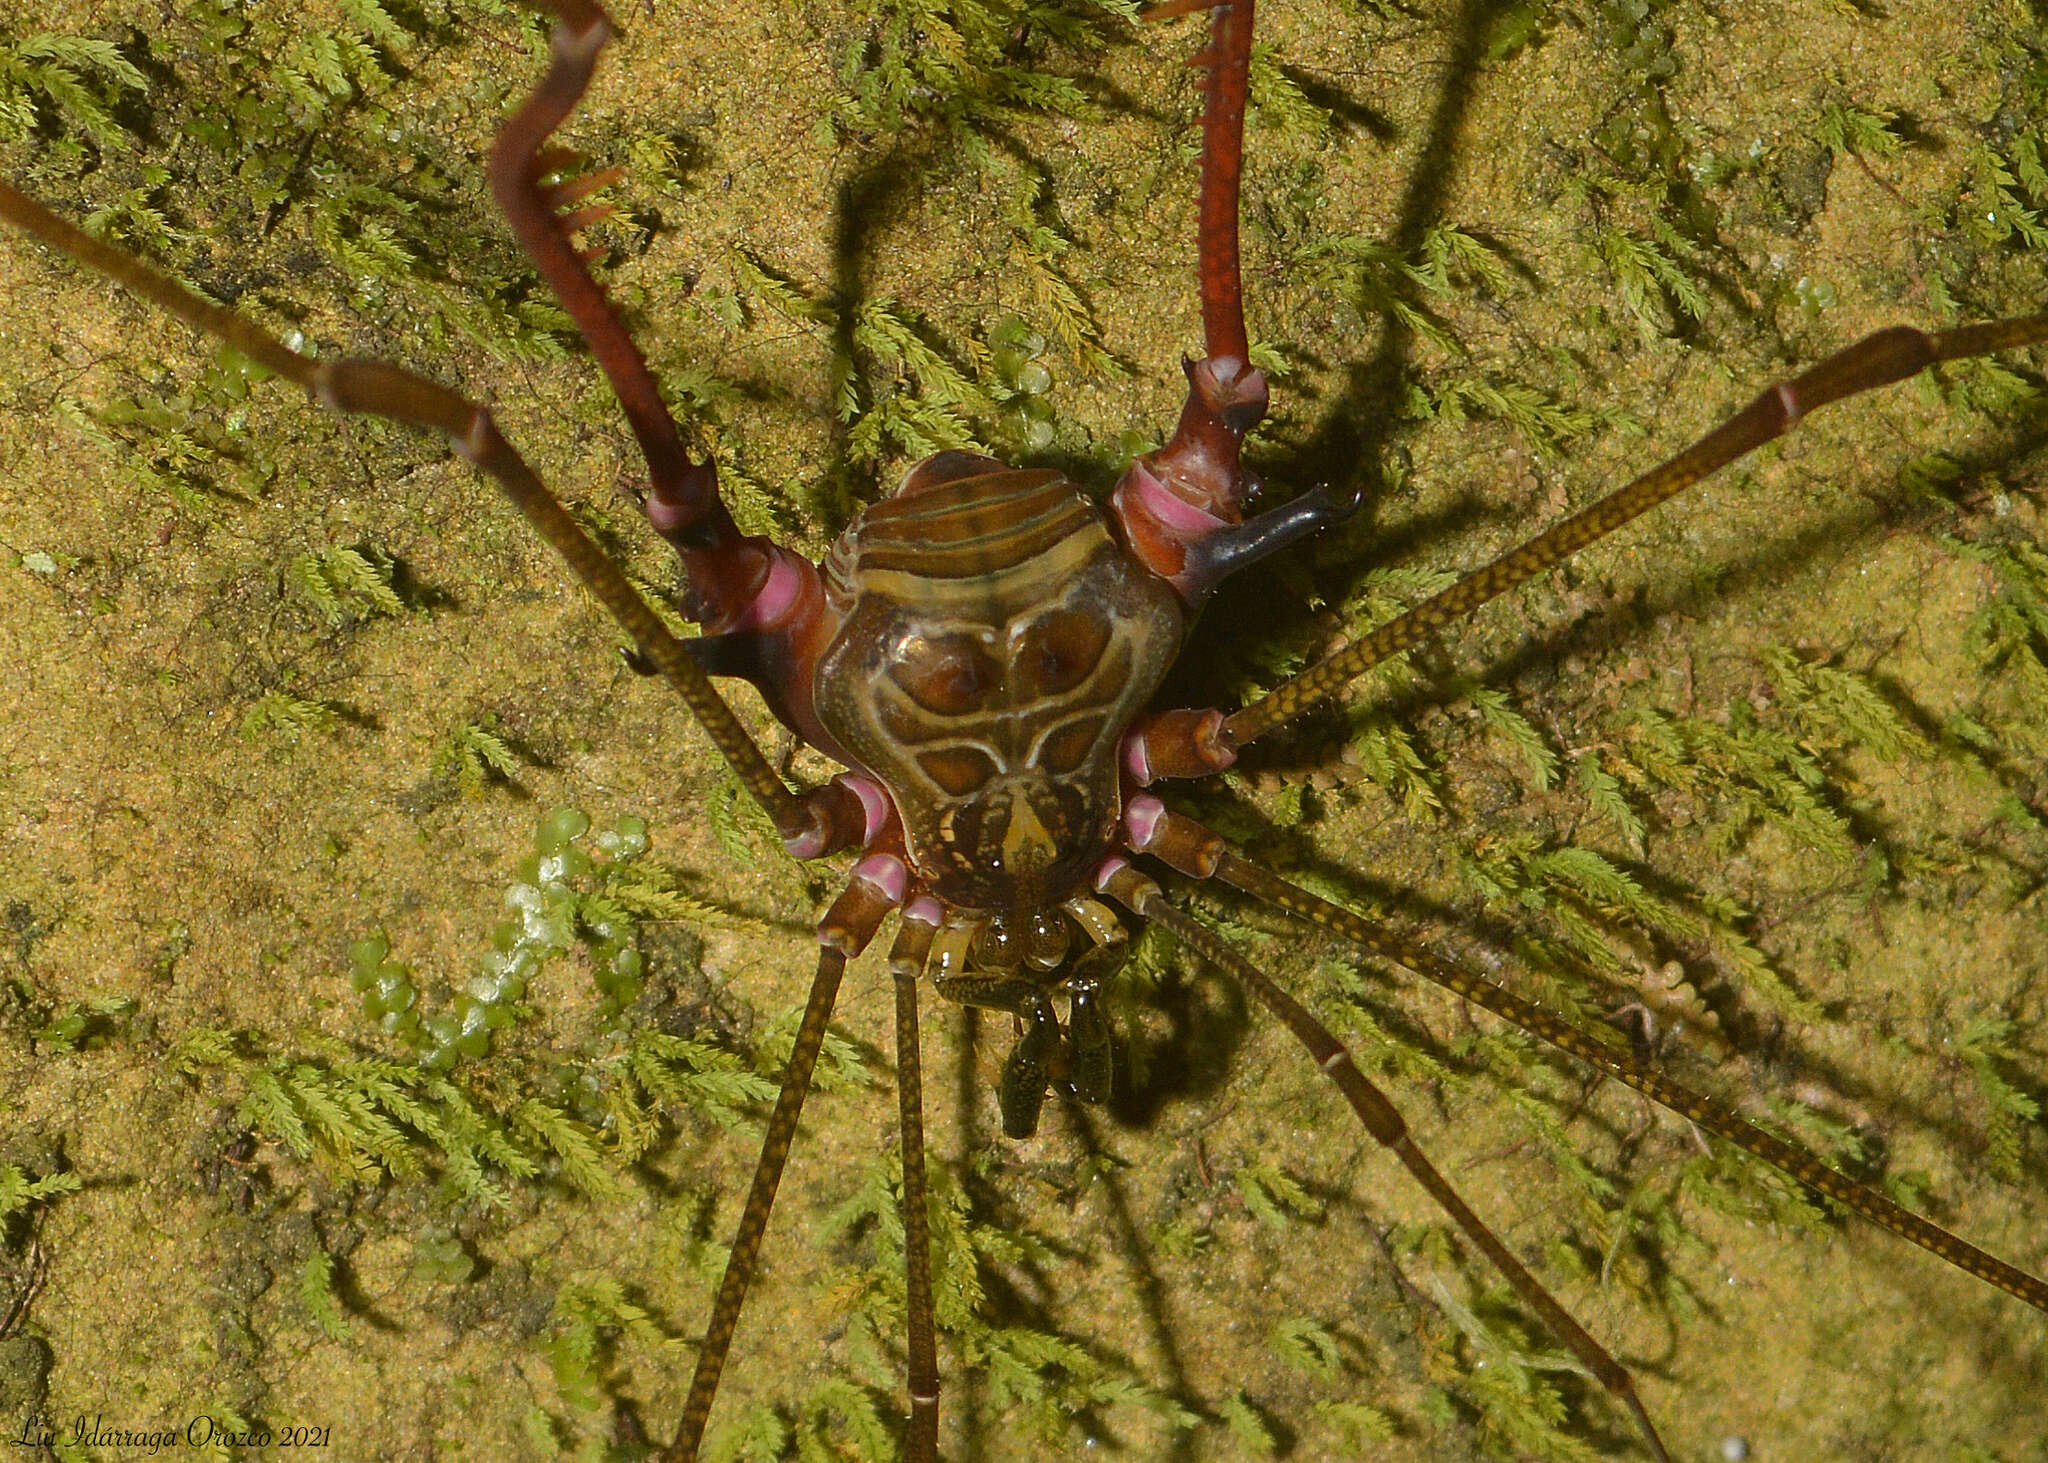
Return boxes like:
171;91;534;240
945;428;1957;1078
5;0;2047;1457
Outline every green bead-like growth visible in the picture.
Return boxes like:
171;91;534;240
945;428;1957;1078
411;1231;476;1286
348;934;420;1028
346;935;391;981
348;807;661;1064
536;805;592;854
989;314;1058;452
594;816;648;860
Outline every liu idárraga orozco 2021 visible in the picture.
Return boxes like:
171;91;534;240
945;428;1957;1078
1;1;2045;1459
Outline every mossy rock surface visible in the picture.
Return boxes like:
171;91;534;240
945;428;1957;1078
2;2;2046;1460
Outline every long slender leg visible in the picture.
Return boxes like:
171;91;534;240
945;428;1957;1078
1124;797;2048;1314
488;0;853;800
4;97;901;1443
1095;861;1673;1463
1217;314;2048;750
0;180;861;854
889;905;943;1463
664;855;907;1463
666;944;845;1462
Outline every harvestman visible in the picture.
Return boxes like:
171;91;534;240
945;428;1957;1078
3;0;2046;1457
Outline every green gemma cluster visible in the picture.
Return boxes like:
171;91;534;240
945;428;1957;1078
988;315;1058;453
348;808;648;1070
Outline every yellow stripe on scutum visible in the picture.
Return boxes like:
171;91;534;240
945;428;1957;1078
856;473;1100;582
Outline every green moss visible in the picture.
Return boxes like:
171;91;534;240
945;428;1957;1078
429;718;524;798
0;1162;80;1233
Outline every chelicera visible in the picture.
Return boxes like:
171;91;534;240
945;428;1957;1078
4;0;2046;1457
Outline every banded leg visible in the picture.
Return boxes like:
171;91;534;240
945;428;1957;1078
1216;314;2048;751
888;902;943;1463
665;856;908;1463
1124;797;2048;1314
0;179;853;856
1094;860;1673;1463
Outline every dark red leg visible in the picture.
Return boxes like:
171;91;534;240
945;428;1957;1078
488;0;855;782
1149;0;1255;367
1126;0;1264;523
488;3;754;601
1115;0;1355;602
